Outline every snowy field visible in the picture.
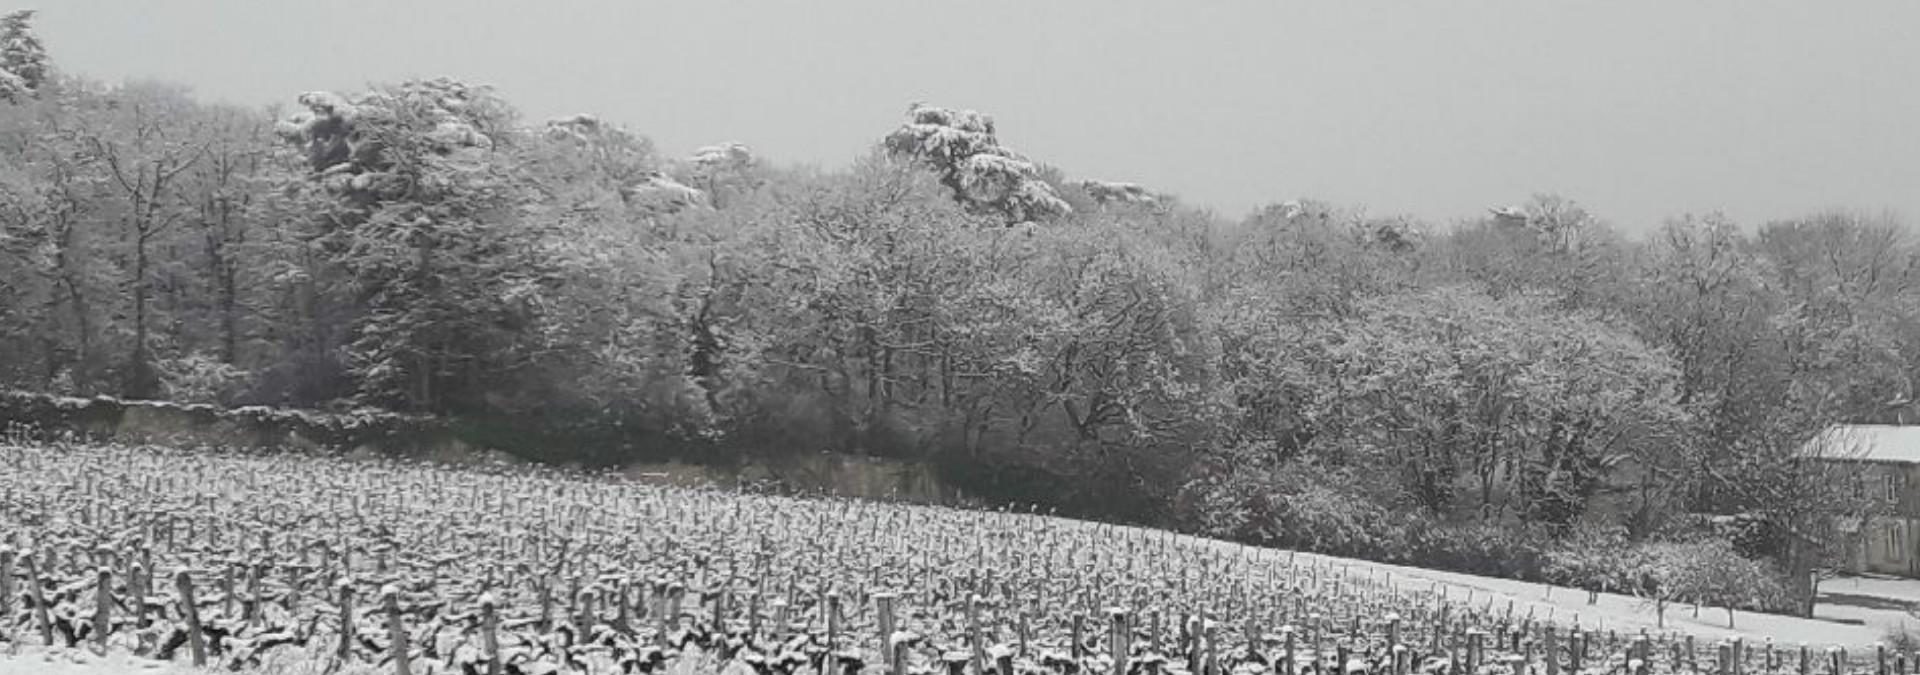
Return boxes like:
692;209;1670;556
2;538;1909;675
1;441;1906;675
1180;544;1893;648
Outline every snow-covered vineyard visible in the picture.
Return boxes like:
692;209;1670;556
0;441;1886;675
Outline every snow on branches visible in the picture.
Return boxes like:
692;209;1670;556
276;78;507;200
1079;180;1157;206
0;9;46;102
883;102;1069;226
622;171;706;216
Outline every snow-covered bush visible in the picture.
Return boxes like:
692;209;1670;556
155;353;250;406
1180;454;1401;558
1639;536;1789;627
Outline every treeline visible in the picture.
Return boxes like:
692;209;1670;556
0;12;1907;610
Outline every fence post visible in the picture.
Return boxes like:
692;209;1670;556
176;570;207;667
1110;608;1131;675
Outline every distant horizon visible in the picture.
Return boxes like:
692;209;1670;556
34;0;1920;229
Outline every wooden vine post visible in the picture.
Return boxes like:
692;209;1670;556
1186;614;1204;675
92;567;111;654
1545;626;1559;675
24;551;53;647
1072;613;1086;660
481;592;503;675
0;546;13;644
968;595;987;675
384;584;411;675
876;592;898;662
175;570;207;667
336;581;356;663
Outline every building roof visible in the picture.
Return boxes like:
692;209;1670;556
1803;424;1920;464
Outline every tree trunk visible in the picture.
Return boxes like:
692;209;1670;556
125;224;158;399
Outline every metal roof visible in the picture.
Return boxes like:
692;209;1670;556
1804;424;1920;464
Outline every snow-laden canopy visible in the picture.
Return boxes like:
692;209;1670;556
623;171;706;215
691;141;754;170
543;113;635;146
0;67;25;103
883;102;1070;225
1080;180;1157;206
277;79;507;199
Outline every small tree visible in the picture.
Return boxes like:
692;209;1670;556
1643;538;1786;628
1545;525;1641;605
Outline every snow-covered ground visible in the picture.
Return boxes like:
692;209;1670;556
1146;526;1896;648
3;521;1913;673
0;644;384;675
1812;574;1920;639
0;646;198;675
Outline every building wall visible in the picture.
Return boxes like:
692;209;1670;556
1860;516;1917;576
1852;462;1920;576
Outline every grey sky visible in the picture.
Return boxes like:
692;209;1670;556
34;0;1920;230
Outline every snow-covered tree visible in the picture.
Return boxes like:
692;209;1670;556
1079;180;1156;207
685;141;761;208
276;78;550;412
620;171;702;216
537;114;656;198
0;10;47;101
883;103;1070;226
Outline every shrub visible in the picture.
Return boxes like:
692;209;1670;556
1181;456;1401;557
155;353;250;406
1543;524;1643;601
1640;536;1789;627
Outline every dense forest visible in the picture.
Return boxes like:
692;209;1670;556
0;12;1907;613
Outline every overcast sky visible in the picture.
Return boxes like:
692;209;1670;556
33;1;1920;230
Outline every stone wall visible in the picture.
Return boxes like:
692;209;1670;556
0;390;961;504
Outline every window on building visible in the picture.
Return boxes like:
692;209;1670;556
1895;524;1908;561
1891;473;1906;503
